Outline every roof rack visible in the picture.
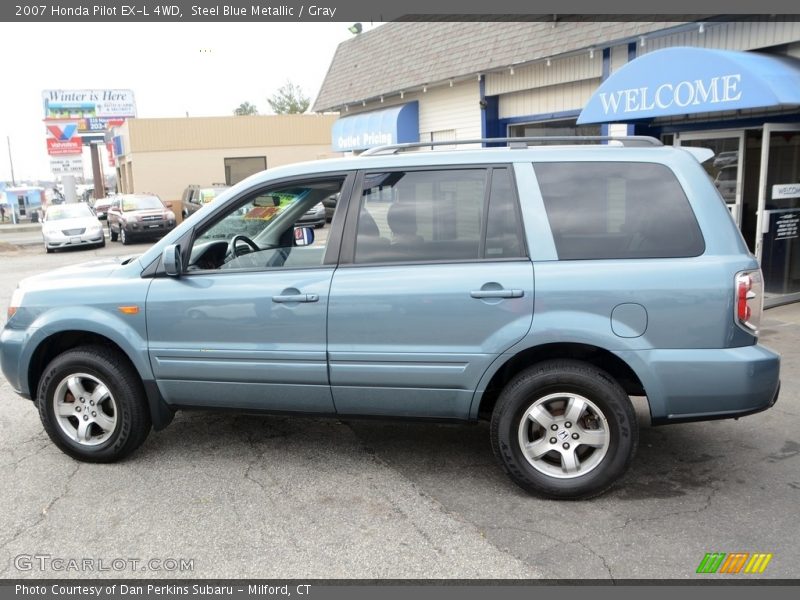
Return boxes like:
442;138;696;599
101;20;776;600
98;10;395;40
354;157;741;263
360;136;663;156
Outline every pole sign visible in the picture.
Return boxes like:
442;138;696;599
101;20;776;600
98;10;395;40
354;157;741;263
42;89;135;177
42;89;136;120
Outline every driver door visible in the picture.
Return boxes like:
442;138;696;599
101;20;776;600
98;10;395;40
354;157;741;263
145;174;352;413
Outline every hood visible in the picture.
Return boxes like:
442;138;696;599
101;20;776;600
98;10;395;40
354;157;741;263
42;216;100;231
19;256;139;291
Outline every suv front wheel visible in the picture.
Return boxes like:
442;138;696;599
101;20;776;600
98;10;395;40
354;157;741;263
491;360;638;499
37;346;151;462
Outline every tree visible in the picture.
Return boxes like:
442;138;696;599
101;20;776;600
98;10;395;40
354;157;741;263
267;81;310;114
233;102;258;116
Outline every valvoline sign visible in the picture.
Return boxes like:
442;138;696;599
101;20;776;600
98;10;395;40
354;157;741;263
46;123;78;141
45;122;82;156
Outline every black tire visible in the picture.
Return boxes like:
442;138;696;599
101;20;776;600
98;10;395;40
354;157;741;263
120;228;129;245
45;243;54;254
109;225;118;242
37;345;151;462
98;236;106;248
490;360;637;500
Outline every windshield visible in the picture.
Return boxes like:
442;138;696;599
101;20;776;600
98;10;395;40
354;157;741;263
199;188;228;204
122;196;164;211
46;204;93;220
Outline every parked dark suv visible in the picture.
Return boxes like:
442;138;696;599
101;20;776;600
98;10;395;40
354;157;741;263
0;137;780;499
107;194;176;245
180;185;229;218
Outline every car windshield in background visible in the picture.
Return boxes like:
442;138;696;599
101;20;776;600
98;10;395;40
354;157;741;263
45;204;94;220
199;188;228;204
122;196;164;211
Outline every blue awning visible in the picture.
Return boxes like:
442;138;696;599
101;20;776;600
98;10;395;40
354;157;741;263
332;102;419;151
578;48;800;125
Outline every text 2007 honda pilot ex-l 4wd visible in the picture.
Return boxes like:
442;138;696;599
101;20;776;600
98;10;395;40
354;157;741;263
1;137;780;499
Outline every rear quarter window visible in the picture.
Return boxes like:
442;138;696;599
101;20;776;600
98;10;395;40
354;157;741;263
533;161;705;260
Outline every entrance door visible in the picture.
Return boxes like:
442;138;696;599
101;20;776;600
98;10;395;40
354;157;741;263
756;124;800;305
677;131;745;226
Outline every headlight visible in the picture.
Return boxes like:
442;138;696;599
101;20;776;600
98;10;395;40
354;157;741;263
87;222;102;232
126;214;140;223
43;226;60;235
166;210;176;221
7;288;24;320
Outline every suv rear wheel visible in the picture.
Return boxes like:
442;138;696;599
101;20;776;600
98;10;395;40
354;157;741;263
491;360;637;499
37;346;151;462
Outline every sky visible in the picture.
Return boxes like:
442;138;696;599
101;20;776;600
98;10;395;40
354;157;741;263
0;21;374;183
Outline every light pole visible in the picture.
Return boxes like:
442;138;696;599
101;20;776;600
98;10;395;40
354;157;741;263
6;136;16;186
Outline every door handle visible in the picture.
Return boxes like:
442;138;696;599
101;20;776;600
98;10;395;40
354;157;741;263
470;289;524;299
272;294;319;303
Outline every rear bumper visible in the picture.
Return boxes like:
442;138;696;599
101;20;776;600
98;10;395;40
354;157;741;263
615;344;780;425
651;380;779;425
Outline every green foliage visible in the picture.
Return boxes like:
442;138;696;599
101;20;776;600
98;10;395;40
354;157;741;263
266;81;310;114
233;102;258;116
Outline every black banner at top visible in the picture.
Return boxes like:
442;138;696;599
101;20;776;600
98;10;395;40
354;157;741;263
2;0;800;22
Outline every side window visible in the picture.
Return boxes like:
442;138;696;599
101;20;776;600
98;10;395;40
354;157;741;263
354;169;489;264
534;162;705;260
186;176;346;272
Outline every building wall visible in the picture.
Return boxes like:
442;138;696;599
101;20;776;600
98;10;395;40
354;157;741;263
119;144;335;201
126;114;339;152
486;53;602;96
114;114;341;201
498;79;600;120
418;81;482;143
642;20;800;54
343;80;481;149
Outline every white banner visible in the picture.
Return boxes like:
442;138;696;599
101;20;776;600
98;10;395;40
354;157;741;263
49;156;84;176
42;89;136;120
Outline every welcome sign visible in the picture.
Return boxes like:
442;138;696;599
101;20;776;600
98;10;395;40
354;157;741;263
578;48;800;124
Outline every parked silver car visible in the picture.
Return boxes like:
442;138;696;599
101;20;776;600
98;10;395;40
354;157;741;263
41;203;105;253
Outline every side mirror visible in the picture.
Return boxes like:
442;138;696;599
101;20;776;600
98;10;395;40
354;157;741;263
162;244;183;277
294;227;314;246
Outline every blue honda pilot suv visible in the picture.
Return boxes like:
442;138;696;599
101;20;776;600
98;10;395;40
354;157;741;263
0;137;781;499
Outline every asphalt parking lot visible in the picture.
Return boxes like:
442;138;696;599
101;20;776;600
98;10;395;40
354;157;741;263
0;239;798;580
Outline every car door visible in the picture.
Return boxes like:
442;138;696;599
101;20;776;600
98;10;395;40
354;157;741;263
145;173;353;413
327;166;534;419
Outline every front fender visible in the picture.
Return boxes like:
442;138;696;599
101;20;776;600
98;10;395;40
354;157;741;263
21;306;153;396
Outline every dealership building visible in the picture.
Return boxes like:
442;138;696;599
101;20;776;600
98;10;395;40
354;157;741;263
314;19;800;306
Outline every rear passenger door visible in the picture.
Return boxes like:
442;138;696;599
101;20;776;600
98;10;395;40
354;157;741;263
327;167;533;419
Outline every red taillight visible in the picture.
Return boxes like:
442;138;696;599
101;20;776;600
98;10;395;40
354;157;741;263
735;270;762;334
737;275;751;321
